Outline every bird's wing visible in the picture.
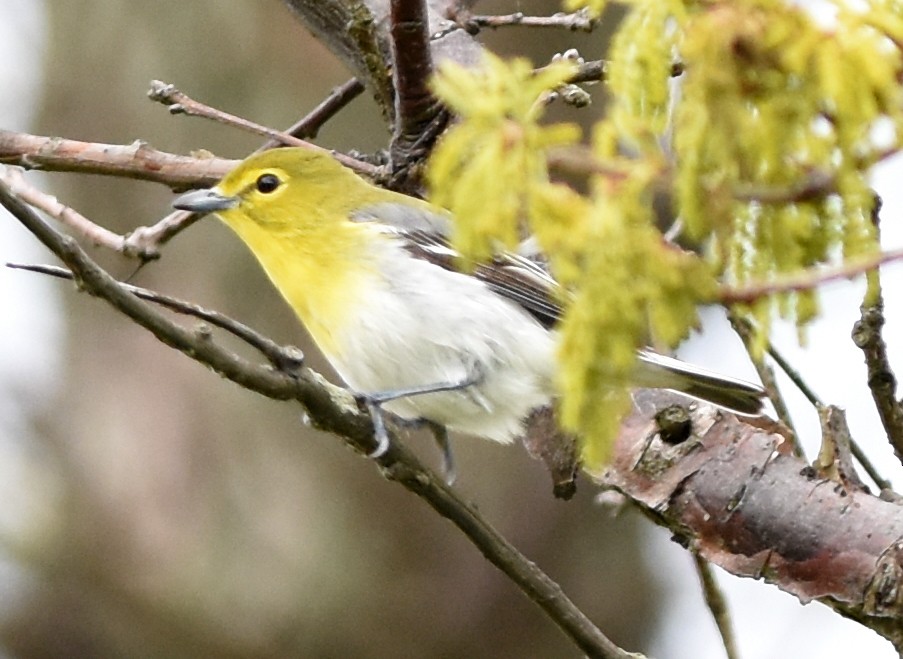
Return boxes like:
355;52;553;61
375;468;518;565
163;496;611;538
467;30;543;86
351;203;765;413
351;203;563;328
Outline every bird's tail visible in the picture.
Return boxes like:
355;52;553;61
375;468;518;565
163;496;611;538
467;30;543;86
633;351;765;415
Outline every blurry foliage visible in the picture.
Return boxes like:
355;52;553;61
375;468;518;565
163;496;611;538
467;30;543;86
428;0;902;465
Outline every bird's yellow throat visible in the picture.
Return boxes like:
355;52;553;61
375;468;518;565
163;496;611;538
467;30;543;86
217;207;382;357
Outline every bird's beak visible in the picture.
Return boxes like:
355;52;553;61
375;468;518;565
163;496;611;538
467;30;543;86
172;188;238;214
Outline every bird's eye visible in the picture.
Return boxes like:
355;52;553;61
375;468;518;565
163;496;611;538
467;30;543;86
255;174;280;194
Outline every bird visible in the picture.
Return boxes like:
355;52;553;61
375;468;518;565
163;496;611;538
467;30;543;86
173;147;764;492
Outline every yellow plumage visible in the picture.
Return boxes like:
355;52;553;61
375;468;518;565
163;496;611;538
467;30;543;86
173;147;763;455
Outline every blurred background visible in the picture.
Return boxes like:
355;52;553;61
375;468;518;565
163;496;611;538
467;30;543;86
1;1;901;657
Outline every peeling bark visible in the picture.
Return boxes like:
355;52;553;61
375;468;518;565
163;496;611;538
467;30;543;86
593;390;903;650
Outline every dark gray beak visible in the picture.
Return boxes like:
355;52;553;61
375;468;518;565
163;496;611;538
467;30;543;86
172;188;238;213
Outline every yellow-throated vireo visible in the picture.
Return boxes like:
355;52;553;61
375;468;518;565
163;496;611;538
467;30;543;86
173;148;764;486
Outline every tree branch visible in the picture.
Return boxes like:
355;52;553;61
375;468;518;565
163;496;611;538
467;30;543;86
280;0;397;116
256;77;365;150
853;279;903;467
388;0;447;187
732;170;836;204
596;390;903;652
390;0;435;126
280;0;485;122
730;316;803;454
6;263;306;373
0;164;201;261
0;129;384;259
0;166;128;254
147;81;378;176
0;129;235;188
692;554;739;659
0;178;640;659
448;9;599;33
719;247;903;304
733;317;892;491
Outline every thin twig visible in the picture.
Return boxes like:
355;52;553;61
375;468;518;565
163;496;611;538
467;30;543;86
566;59;607;84
549;143;838;208
147;80;378;177
730;316;803;455
0;165;202;261
453;9;599;33
124;210;202;254
766;343;822;408
755;356;799;447
732;170;836;204
768;338;890;490
850;440;893;492
255;78;365;151
147;80;310;145
6;263;305;373
816;405;871;491
692;554;739;659
0;165;127;253
547;145;636;181
0;172;638;659
851;198;903;480
536;58;679;86
720;247;903;304
853;278;903;467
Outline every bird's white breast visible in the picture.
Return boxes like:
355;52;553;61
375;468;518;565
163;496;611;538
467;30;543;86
327;239;556;443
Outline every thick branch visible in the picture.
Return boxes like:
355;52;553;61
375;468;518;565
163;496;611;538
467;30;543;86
389;0;445;170
281;0;396;115
0;130;235;188
596;390;903;651
0;181;637;659
281;0;483;121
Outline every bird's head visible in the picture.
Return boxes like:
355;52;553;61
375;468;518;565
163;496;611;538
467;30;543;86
172;147;385;233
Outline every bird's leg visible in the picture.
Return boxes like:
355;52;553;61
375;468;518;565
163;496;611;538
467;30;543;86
355;365;483;482
362;367;484;406
427;421;456;485
392;418;456;484
361;397;392;458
